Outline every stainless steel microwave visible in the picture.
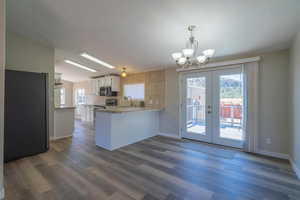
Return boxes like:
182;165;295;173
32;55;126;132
99;87;118;97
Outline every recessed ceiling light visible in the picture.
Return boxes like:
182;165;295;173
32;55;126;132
81;53;115;69
64;60;97;72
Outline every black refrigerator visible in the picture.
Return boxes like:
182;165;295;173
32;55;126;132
4;70;49;162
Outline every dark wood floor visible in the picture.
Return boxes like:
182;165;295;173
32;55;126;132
4;121;300;200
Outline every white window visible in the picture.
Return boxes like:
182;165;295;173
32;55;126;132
60;88;65;105
124;84;145;100
75;88;86;105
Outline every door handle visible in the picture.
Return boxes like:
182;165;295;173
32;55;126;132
207;105;212;114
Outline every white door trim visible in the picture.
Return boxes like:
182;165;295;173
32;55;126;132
179;65;245;148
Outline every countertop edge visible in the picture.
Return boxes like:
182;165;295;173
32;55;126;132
55;106;76;110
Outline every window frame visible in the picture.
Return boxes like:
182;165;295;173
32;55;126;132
123;83;145;100
60;88;66;105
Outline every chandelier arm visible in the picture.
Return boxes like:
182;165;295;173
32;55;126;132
193;40;199;58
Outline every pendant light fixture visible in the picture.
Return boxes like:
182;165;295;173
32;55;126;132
121;67;127;77
172;25;215;68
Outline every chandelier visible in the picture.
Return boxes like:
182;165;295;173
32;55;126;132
172;25;215;68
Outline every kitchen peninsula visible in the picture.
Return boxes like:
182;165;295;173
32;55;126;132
95;107;160;150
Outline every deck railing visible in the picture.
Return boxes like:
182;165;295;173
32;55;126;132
187;104;242;128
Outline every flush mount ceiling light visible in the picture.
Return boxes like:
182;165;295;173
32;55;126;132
172;25;215;68
121;67;127;77
64;60;97;72
81;53;115;69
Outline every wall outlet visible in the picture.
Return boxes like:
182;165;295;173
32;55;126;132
266;138;272;144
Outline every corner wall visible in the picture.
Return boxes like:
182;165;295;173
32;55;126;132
289;30;300;171
5;32;55;138
0;0;5;198
159;68;179;136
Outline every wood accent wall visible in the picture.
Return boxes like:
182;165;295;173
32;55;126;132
120;70;165;109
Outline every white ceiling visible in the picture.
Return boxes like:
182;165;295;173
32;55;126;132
54;49;120;82
7;0;300;82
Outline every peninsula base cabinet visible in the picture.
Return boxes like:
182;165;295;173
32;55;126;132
95;109;159;151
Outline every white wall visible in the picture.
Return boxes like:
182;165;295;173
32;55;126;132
289;30;300;170
258;50;289;154
0;0;5;198
6;32;55;138
159;49;290;155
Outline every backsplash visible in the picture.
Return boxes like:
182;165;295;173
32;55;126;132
120;70;165;109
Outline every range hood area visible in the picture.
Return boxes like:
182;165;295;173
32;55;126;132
90;74;120;97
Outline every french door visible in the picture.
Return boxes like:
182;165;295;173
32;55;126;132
181;67;245;148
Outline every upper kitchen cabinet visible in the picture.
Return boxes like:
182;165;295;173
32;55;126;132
91;79;99;95
110;76;120;92
91;75;120;95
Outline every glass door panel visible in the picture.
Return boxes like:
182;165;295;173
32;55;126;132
212;68;244;148
182;72;212;143
186;77;206;135
219;74;243;141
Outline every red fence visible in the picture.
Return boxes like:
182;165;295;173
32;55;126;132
220;103;242;119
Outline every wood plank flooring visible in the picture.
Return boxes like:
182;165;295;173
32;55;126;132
4;121;300;200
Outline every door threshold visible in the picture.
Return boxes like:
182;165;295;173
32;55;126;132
182;137;244;152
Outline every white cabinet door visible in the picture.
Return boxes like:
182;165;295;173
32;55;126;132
111;76;120;92
99;77;105;87
103;76;110;87
97;78;102;93
91;80;97;95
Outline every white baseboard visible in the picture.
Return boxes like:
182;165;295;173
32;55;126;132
0;187;4;199
256;149;289;160
157;132;181;139
50;135;73;141
289;156;300;180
